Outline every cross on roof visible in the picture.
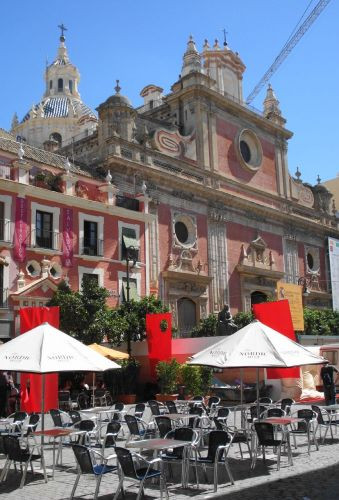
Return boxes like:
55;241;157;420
222;28;228;46
58;23;67;38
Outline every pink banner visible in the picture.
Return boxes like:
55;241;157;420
13;197;27;263
62;208;73;267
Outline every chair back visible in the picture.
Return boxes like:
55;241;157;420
148;400;161;416
254;422;275;445
72;444;94;474
105;421;121;446
134;403;145;419
250;405;266;420
125;415;141;437
216;407;230;419
4;435;27;461
77;392;89;409
213;417;224;430
188;406;203;428
266;408;285;418
259;397;272;405
115;447;137;479
112;402;125;421
27;413;40;434
166;401;178;414
155;416;172;438
207;396;220;408
165;427;195;458
59;391;71;402
311;405;325;425
281;398;294;415
192;395;204;401
207;430;231;461
68;410;81;425
50;409;63;427
79;419;95;432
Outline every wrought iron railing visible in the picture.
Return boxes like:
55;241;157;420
0;289;9;308
32;229;60;251
80;237;104;257
0;220;11;242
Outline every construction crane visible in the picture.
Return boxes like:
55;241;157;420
246;0;331;104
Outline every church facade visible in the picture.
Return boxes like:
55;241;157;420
0;32;337;340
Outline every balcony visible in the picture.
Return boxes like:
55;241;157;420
32;229;60;251
0;220;11;243
80;237;104;257
0;289;8;308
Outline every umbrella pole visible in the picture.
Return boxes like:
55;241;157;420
92;373;95;408
240;368;244;428
256;368;260;420
41;373;45;463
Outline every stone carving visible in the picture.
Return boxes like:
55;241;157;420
167;249;202;275
240;235;275;271
217;304;238;336
313;184;332;214
151;127;196;160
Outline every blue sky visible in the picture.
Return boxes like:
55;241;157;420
1;0;337;183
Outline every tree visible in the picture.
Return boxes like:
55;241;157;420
190;314;218;337
303;308;339;336
47;277;115;344
108;295;169;346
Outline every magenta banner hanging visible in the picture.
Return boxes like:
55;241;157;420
13;197;27;263
62;207;73;267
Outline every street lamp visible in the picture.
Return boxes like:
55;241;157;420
125;245;139;358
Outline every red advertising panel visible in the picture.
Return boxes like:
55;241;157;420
253;299;300;379
146;313;172;381
20;307;59;412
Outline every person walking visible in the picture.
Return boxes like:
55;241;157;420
320;363;339;406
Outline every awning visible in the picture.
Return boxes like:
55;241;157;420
122;279;139;301
88;343;128;360
122;234;139;250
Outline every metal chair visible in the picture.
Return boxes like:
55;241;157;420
93;389;107;407
68;410;82;428
114;446;168;500
124;414;151;444
155;416;173;438
0;435;47;488
280;398;294;416
258;397;273;405
50;408;72;428
311;405;335;443
134;403;146;419
58;390;76;411
162;427;199;486
111;402;125;422
206;396;221;416
247;405;267;426
148;400;166;416
262;407;286;418
188;430;234;492
252;422;292;471
71;444;117;500
7;411;28;434
290;409;318;454
214;407;230;427
166;400;178;414
78;419;97;445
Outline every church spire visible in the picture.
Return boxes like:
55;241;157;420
56;24;69;64
263;84;286;127
181;35;202;77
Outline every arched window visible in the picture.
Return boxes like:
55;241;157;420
49;132;62;146
49;80;53;89
177;297;197;337
69;80;73;93
250;291;268;307
58;78;63;92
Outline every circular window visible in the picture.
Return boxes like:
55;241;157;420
240;140;251;163
173;214;197;249
50;262;62;279
307;253;314;270
175;222;189;244
237;129;263;171
26;260;41;277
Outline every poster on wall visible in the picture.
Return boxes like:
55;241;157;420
328;237;339;311
276;281;304;331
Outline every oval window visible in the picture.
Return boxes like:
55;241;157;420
175;221;189;244
307;252;314;270
240;140;251;163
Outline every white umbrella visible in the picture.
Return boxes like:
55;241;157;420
0;322;120;439
188;320;326;417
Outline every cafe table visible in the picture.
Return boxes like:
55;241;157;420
81;407;118;438
33;427;86;477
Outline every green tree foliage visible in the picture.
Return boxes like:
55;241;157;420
190;314;218;337
303;308;339;336
108;295;169;346
233;311;254;329
156;359;180;394
48;277;114;344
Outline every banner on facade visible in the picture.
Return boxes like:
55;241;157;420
13;197;27;263
253;300;300;379
328;237;339;311
276;281;304;331
146;313;172;381
20;307;59;413
62;207;73;267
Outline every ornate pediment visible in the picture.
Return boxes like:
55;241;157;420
11;277;58;303
240;235;275;271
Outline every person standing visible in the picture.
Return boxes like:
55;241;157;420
320;363;339;406
0;371;9;417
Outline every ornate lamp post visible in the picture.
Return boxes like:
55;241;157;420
125;245;139;358
298;276;312;297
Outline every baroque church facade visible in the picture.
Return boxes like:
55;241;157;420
0;31;337;339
